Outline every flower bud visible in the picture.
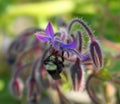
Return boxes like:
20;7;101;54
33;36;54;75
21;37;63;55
90;41;103;69
27;77;36;97
6;55;16;65
27;76;41;98
10;78;24;99
26;76;42;103
70;58;85;91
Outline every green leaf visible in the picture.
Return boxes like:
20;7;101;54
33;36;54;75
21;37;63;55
97;68;112;81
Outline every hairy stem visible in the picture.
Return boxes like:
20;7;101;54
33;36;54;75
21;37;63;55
86;74;100;104
68;18;95;42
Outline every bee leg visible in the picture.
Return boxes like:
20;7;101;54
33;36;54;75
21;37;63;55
61;50;64;62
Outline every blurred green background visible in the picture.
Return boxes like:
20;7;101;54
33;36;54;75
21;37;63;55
0;0;120;104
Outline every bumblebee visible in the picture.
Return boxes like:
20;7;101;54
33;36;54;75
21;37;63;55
44;54;64;80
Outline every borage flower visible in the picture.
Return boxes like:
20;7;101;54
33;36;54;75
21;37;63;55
35;22;77;52
35;21;87;91
35;22;87;62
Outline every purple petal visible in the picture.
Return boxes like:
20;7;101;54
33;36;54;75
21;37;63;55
35;32;51;42
61;38;77;49
68;49;87;61
81;55;89;61
45;22;54;39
